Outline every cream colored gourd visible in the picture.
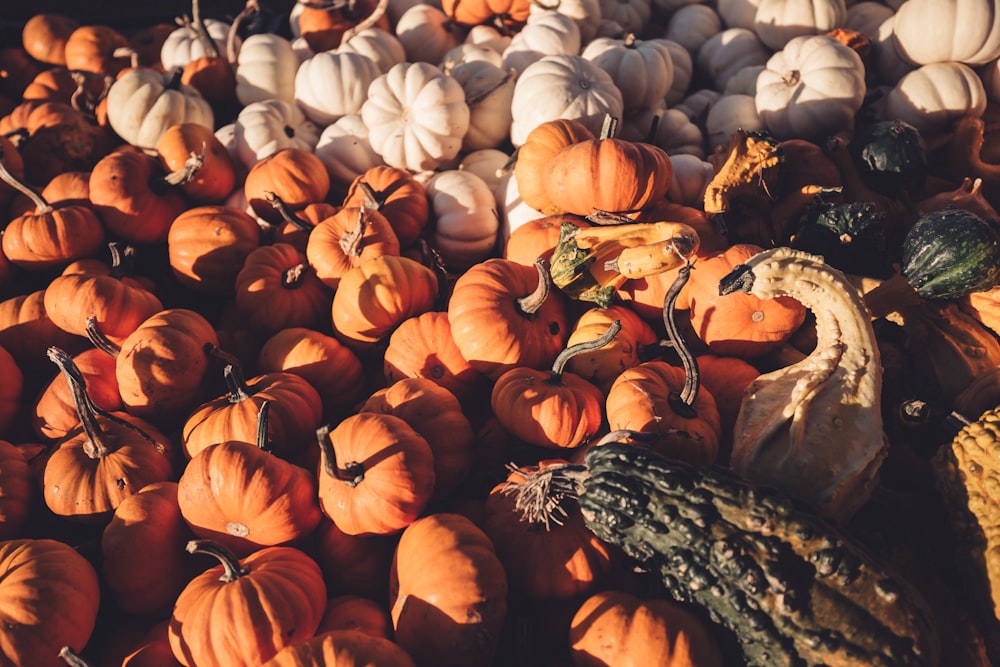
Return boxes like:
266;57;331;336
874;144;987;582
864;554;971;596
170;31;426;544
441;44;504;73
161;18;236;70
235;32;300;106
892;0;1000;66
753;0;847;51
581;34;674;110
501;10;582;76
450;61;516;152
723;247;888;523
105;68;214;153
843;1;894;40
664;5;723;56
539;0;602;44
696;27;771;93
755;34;866;141
233;99;320;169
361;62;470;172
598;0;652;35
295;51;381;126
338;27;406;75
426;170;500;271
509;54;624;147
314;114;385;191
395;4;464;65
717;0;762;29
884;61;987;134
496;170;544;243
459;149;509;191
723;65;765;95
663;40;693;106
707;94;765;150
873;14;915;85
464;24;513;56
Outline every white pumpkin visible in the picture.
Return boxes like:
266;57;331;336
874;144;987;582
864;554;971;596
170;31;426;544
160;18;237;70
696;27;771;93
667;153;715;207
755;34;866;141
105;68;214;153
581;34;674;110
426;170;500;271
598;0;653;35
291;35;314;63
843;1;894;40
620;107;706;158
892;0;1000;66
534;0;602;44
724;65;765;95
315;114;386;191
395;4;465;65
450;61;516;151
361;61;470;172
884;61;987;134
662;40;693;107
459;149;510;191
464;24;513;55
717;0;762;29
654;0;706;18
707;93;765;149
338;27;407;75
664;5;723;56
496;170;544;243
295;51;382;126
509;54;624;146
753;0;847;51
674;88;722;123
235;33;300;106
233;99;321;169
441;43;504;74
872;15;915;85
501;10;582;76
982;57;1000;102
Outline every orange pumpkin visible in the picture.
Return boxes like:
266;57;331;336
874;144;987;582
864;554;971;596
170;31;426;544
22;14;79;67
0;100;106;185
63;24;131;76
514;118;596;215
157;122;237;204
244;147;331;223
483;459;616;600
235;243;332;335
569;589;723;667
342;166;430;248
685;243;807;358
309;516;399;600
504;214;591;266
441;0;532;26
0;538;100;667
167;204;262;296
260;630;415;667
316;413;436;536
32;346;121;441
361;377;475;503
298;0;391;52
0;439;31;540
0;289;86;375
390;513;507;667
122;620;183;667
448;258;568;380
169;541;327;667
696;353;760;466
305;205;401;290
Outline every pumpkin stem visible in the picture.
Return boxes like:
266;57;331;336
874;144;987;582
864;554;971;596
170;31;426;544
185;539;247;582
644;113;661;146
111;47;140;70
166;67;185;91
662;257;700;416
0;143;50;213
190;0;221;59
517;258;554;317
58;646;92;667
283;263;308;288
599;114;618;140
585;208;641;226
465;68;515;106
549;320;621;384
163;144;207;186
623;33;636;48
316;424;366;486
223;363;254;403
107;241;137;280
356;177;410;212
501;461;589;530
47;346;163;458
227;0;259;62
255;400;271;452
84;317;122;357
267;191;316;233
341;0;390;44
340;207;368;257
416;238;450;310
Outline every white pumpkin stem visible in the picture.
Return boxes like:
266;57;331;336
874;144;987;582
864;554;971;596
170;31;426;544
0;144;50;213
600;114;618;140
190;0;221;59
341;0;389;44
227;0;259;63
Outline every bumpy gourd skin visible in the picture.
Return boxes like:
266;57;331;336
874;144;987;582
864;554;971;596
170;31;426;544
579;442;941;667
933;407;1000;623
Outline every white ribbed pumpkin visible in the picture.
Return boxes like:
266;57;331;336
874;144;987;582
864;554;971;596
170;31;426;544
843;1;894;40
707;93;765;149
664;4;723;55
697;27;771;93
459;149;510;191
893;0;1000;66
295;51;381;126
581;34;675;110
160;18;236;70
338;27;406;75
426;170;500;271
509;54;624;146
361;61;470;172
441;43;504;73
753;0;847;51
667;154;715;207
395;4;465;65
315;114;385;191
233;98;320;169
598;0;652;35
235;33;300;106
755;34;866;140
450;61;516;151
539;0;602;44
105;68;214;153
501;10;582;76
885;61;987;134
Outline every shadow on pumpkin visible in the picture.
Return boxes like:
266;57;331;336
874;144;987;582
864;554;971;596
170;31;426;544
390;592;505;666
184;244;256;297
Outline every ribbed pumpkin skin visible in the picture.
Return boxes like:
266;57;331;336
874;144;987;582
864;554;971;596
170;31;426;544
33;348;120;440
0;538;101;667
0;439;31;540
390;513;508;667
544;137;673;217
1;202;105;271
447;258;568;380
569;590;723;667
342;166;429;248
177;441;323;557
305;206;401;291
235;243;333;335
169;546;327;667
514;119;595;215
261;630;416;667
43;271;164;343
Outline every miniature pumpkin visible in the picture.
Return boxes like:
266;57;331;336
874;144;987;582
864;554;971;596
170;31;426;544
581;34;675;110
167;204;262;296
233;98;320;169
295;50;381;127
0;439;30;540
235;243;332;335
260;630;415;667
63;24;130;76
244;146;330;224
753;0;847;51
342;165;429;248
21;13;78;67
513;118;595;215
305;206;401;290
892;0;1000;66
426;170;500;271
156;122;236;204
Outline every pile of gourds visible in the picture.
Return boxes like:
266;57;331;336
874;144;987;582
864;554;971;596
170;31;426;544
5;0;1000;664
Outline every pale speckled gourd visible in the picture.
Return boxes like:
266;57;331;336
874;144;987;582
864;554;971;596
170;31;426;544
932;406;1000;623
719;246;888;522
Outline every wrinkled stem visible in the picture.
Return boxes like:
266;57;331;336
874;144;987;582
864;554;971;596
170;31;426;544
517;258;553;316
316;424;365;486
223;363;254;403
255;400;271;452
186;539;247;582
163;144;207;186
84;317;122;357
0;143;49;212
662;258;699;415
549;320;620;384
339;207;367;257
267;191;316;233
58;647;91;667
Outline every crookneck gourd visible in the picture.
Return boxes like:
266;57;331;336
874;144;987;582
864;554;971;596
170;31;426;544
720;246;888;523
514;439;941;667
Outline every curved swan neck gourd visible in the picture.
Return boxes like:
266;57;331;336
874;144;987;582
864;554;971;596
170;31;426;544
720;246;888;523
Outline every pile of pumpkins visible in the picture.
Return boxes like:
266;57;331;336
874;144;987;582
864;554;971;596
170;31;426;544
3;0;1000;664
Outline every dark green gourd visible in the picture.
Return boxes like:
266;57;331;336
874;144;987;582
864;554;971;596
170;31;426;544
576;442;941;667
901;207;1000;300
